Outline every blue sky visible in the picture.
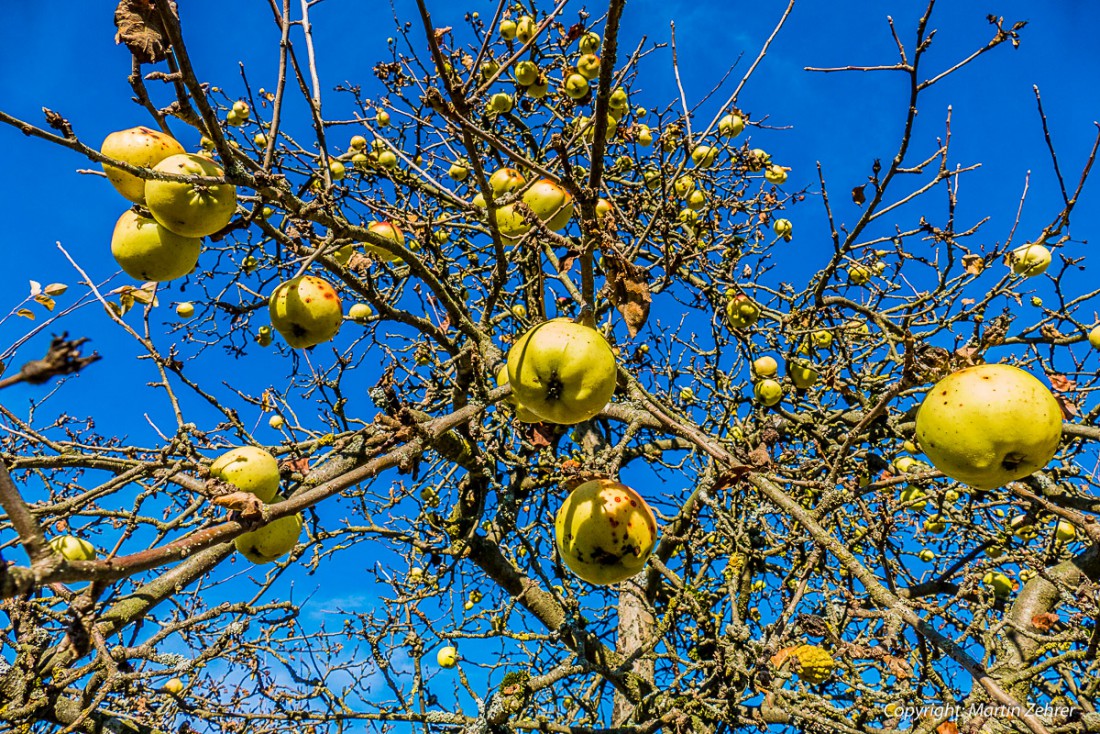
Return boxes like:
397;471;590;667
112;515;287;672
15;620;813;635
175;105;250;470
2;0;1099;726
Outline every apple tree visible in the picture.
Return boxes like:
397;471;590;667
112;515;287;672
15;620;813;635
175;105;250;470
2;1;1100;733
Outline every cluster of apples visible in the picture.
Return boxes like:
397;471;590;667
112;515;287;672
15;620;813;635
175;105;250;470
101;127;237;282
493;318;659;585
208;445;303;564
461;167;574;244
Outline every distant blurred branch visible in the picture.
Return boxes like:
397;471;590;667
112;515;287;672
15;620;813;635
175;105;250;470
0;333;99;390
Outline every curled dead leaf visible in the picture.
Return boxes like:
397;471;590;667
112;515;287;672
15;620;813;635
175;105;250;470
601;247;651;338
1031;612;1059;632
962;254;986;276
115;0;176;64
212;491;266;519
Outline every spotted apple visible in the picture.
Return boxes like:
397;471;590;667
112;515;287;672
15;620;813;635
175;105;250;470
144;154;237;238
554;479;658;585
268;275;343;349
100;126;186;204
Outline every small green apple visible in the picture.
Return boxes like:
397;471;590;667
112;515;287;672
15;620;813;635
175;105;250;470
348;302;373;322
349;135;367;150
847;263;873;286
554;479;657;585
687;190;707;211
328;159;346;181
111;209;201;282
232;100;251;120
922;515;947;534
523;178;574;230
499;18;517;40
1088;325;1100;349
673;175;695;198
253;132;267;146
506;318;617;424
256;325;273;347
210;446;281;502
635;124;653;146
144;154;237;238
49;535;97;562
234;499;303;564
915;364;1062;490
377;150;398;169
448;160;469;181
899;485;927;511
176;302;195;319
376;110;391;127
917;549;935;562
268;275;343;349
608;87;629;111
100;127;186;204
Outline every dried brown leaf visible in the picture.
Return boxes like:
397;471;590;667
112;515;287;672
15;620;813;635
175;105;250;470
212;491;265;519
936;723;958;734
1048;373;1075;392
851;184;866;207
884;654;912;679
1055;394;1079;420
962;254;986;276
115;0;176;64
601;248;651;337
1031;612;1059;632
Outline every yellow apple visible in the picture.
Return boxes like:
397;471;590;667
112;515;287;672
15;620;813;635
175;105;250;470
506;318;617;425
515;15;537;43
163;678;185;695
917;549;935;562
268;415;285;430
1008;244;1051;277
847;263;873;285
915;364;1062;490
209;446;281;502
578;31;601;54
175;302;195;319
499;18;517;40
726;294;760;329
523;179;574;230
1055;519;1077;542
144;154;237;238
764;164;788;184
773;218;793;240
49;535;97;562
268;275;343;349
754;379;783;406
100;126;186;204
234;498;303;564
348;302;373;322
563;73;590;99
691;145;717;168
718;113;744;138
365;221;405;262
788;359;819;389
554;479;658;585
982;571;1014;598
436;645;458;668
576;54;601;80
489;167;526;196
513;60;539;86
752;356;778;378
110;209;201;282
899;485;927;511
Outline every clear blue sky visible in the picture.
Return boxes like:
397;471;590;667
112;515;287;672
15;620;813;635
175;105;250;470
2;0;1098;723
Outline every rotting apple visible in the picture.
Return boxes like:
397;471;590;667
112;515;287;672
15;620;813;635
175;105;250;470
554;479;658;585
506;318;617;425
268;275;343;349
915;363;1062;490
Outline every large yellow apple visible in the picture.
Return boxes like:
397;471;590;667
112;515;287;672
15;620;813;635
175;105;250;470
269;276;343;349
523;179;574;231
234;497;303;564
111;210;201;282
145;154;237;237
554;479;658;585
915;364;1062;490
49;535;97;562
506;318;617;424
100;127;186;204
209;446;281;502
